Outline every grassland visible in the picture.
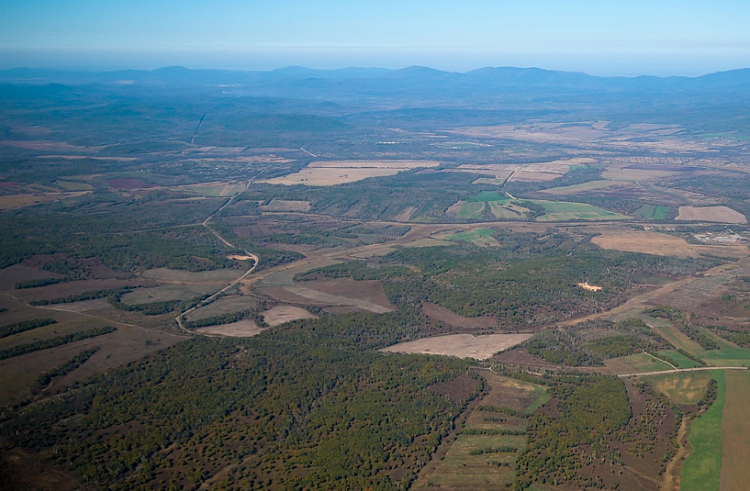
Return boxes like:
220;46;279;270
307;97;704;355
681;371;726;491
534;200;627;221
603;351;673;374
635;204;671;220
648;371;713;405
656;349;703;368
437;228;501;247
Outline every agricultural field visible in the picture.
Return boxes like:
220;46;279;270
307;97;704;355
260;160;440;186
381;333;533;360
676;205;747;223
411;372;548;491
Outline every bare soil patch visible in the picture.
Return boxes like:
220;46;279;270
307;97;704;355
184;295;259;322
141;268;244;283
261;160;440;186
303;279;394;310
592;231;749;258
0;192;89;210
719;370;750;491
676;206;747;224
381;333;532;360
422;302;497;330
261;305;317;327
194;319;265;337
260;199;311;212
578;282;603;291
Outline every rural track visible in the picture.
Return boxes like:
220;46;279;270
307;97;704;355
174;178;260;335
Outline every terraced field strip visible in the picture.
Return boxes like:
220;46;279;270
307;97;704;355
411;373;547;490
681;370;726;491
719;369;750;491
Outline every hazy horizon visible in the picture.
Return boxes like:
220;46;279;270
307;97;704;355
2;0;749;78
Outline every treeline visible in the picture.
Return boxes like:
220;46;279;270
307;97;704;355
32;347;100;393
0;318;57;339
0;326;115;361
646;307;721;350
107;288;208;316
708;324;750;347
183;309;268;329
29;289;112;306
14;277;68;289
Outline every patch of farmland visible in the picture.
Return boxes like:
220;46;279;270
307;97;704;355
436;228;501;247
179;181;246;197
183;295;259;322
488;201;531;219
446;201;485;219
603;165;679;181
194;319;265;337
120;284;217;305
541;180;623;195
381;333;533;360
0;264;63;291
301;279;394;310
471;177;508;185
720;370;750;491
0;192;89;210
422;302;498;330
635;204;671;220
533;200;626;221
262;305;317;327
260;199;311;212
141;268;244;283
411;373;545;491
676;206;747;224
681;371;726;491
261;160;440;186
601;352;673;375
591;230;749;258
649;371;713;405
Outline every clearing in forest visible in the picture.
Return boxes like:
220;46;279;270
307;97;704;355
380;334;532;360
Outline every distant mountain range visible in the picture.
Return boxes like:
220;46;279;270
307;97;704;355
2;65;750;111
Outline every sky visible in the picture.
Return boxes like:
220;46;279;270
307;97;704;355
1;0;749;76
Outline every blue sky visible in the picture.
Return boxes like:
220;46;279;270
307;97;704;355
1;0;749;75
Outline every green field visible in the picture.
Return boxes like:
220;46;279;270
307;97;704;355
441;228;501;247
655;349;702;368
681;371;726;491
606;351;674;373
635;204;671;220
488;200;532;219
472;177;507;185
532;200;626;221
453;201;486;219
